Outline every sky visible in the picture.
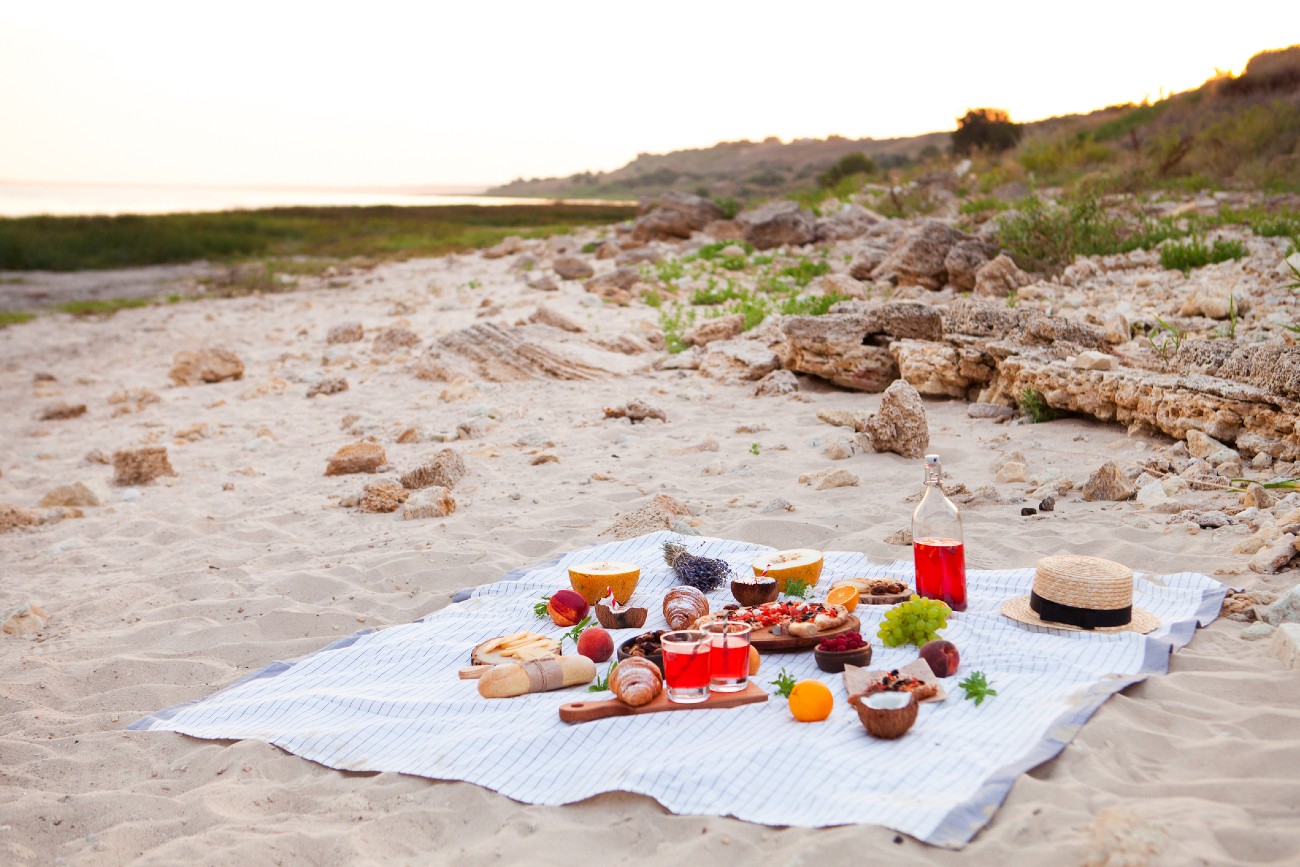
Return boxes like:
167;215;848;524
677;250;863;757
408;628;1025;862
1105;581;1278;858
0;1;1293;189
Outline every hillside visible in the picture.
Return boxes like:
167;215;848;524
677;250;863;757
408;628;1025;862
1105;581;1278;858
489;44;1300;203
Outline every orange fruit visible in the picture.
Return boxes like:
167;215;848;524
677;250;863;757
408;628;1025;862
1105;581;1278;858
788;680;833;722
826;584;860;612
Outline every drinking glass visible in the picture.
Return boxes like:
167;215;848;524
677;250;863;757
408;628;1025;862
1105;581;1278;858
660;630;710;703
702;621;751;692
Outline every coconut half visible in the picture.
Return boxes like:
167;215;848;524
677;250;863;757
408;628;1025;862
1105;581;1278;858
751;548;824;591
568;560;640;604
851;689;918;739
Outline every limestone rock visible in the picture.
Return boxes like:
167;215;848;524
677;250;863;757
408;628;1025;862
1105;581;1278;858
400;449;467;490
325;442;386;476
1135;480;1174;509
753;369;799;397
816;273;869;300
433;322;630;382
169;348;244;385
760;498;795;514
402;486;456;519
528;274;559;292
360;482;409;513
482;236;526;259
685;314;744;347
372;327;421;355
807;469;859;490
583;267;641;304
1180;283;1251;320
1249;533;1297;574
891;339;985;398
113;447;177;486
1081;461;1135;501
813;204;881;242
865;380;929;459
603;400;667;423
943;238;997;292
0;505;40;534
527;306;585;333
968;403;1015;421
2;602;49;636
826;438;857;460
326;322;364;344
1262;585;1300;625
778;304;943;392
1102;311;1131;344
1243;483;1275;510
39;402;87;420
40;480;109;508
996;462;1027;484
1186;430;1239;466
884;528;913;545
973;254;1031;298
698;339;780;383
615;248;663;267
600;494;693;539
875;221;965;290
736;201;817;250
552;256;595;280
1072;351;1118;371
1270;623;1300;669
703;220;745;241
1240;622;1274;640
306;378;349;398
631;193;724;241
817;409;865;431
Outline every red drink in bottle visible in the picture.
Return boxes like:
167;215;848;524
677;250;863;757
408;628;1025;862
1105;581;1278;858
911;454;967;611
913;537;966;611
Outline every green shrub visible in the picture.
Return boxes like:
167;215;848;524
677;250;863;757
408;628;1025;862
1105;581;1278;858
997;195;1188;272
0;310;36;327
818;153;876;188
779;258;832;287
1018;388;1057;423
689;279;745;305
779;292;851;316
1159;237;1247;273
658;305;696;353
952;108;1023;156
714;198;740;220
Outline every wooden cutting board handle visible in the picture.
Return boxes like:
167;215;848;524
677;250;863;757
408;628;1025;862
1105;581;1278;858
559;681;767;723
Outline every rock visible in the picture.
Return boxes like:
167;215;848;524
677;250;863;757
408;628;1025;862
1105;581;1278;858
631;193;724;241
995;462;1027;484
760;498;795;514
816;273;869;299
891;339;987;398
778;304;943;391
1072;351;1118;371
359;482;409;513
531;454;559;465
884;528;913;545
1021;507;1037;516
1186;430;1239;466
528;274;559;292
753;369;799;397
615;247;663;267
703;220;745;241
736;201;817;250
1180;284;1251;320
1102;311;1131;344
325;442;386;476
306;378;349;398
865;380;929;459
39;402;87;420
973;254;1032;298
1081;461;1135;501
701;461;723;476
968;403;1015;421
482;236;526;259
527;305;585;333
698;339;781;383
1250;533;1297;574
817;409;864;431
583;267;641;305
849;250;886;281
372;327;421;355
1270;623;1300;669
402;486;457;519
1;602;50;636
400;449;467;490
813;469;859;490
40;481;109;508
112;447;176;486
1241;622;1275;641
1135;480;1173;509
876;221;965;289
1039;496;1056;512
552;256;595;280
685;314;744;347
603;400;667;423
656;349;700;370
814;204;882;242
169;347;244;385
326;322;364;344
0;504;40;534
943;239;997;291
1243;483;1275;510
1262;585;1300;625
600;494;693;540
826;438;857;460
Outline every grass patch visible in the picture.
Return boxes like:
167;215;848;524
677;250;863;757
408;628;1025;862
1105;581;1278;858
997;195;1189;272
658;305;696;353
0;310;36;326
1159;237;1247;273
690;278;745;306
1018;388;1057;423
55;297;152;316
0;204;635;272
778;258;832;287
779;292;851;317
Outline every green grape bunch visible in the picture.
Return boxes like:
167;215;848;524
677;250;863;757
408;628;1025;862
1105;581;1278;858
877;595;952;647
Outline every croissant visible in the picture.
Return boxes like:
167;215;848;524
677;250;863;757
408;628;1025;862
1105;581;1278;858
663;586;709;631
610;656;662;707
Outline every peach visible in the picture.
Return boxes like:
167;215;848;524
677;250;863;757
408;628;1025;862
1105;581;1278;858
576;626;614;663
547;589;590;627
919;639;959;677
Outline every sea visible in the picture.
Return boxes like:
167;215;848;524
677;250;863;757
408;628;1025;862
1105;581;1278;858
0;182;587;218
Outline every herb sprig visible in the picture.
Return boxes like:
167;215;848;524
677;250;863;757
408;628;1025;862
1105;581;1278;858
770;667;796;698
533;597;551;619
784;578;811;599
559;615;592;651
589;660;618;692
958;671;998;706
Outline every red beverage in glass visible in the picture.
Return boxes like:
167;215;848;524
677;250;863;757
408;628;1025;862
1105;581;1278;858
914;537;966;611
662;647;711;689
710;642;749;681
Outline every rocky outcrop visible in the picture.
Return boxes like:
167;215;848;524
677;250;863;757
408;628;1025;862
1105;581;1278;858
736;201;817;250
583;267;641;305
891;339;995;399
552;256;595;280
874;221;967;289
814;205;881;242
169;348;244;385
1177;341;1300;402
777;303;944;392
428;322;642;382
866;380;929;458
943;239;997;292
401;449;467;490
974;254;1031;298
685;314;744;347
631;193;724;241
699;339;781;382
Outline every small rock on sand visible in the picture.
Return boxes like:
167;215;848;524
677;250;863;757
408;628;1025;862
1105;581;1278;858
552;257;594;281
799;468;860;490
1249;534;1297;575
753;370;799;397
400;449;467;490
371;327;421;355
2;603;50;637
40;480;109;508
1262;585;1300;625
326;322;364;344
995;462;1027;484
0;504;40;534
113;447;177;486
760;498;795;514
1081;461;1135;501
169;347;245;385
884;528;913;545
866;380;929;459
39;402;87;420
306;378;349;398
325;442;387;476
601;494;693;540
359;482;409;513
403;486;457;519
604;400;667;424
1270;623;1300;669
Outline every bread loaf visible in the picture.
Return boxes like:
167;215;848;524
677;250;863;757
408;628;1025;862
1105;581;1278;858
663;586;709;630
609;657;662;707
477;655;596;698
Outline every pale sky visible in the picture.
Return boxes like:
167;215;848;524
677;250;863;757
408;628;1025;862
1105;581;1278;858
0;1;1292;188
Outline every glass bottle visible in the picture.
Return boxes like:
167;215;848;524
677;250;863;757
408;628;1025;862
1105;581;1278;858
911;454;966;611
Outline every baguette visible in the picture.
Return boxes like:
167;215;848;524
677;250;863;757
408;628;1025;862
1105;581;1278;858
477;655;596;698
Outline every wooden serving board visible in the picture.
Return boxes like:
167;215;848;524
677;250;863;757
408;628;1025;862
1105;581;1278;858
559;681;767;724
748;615;861;652
857;591;913;606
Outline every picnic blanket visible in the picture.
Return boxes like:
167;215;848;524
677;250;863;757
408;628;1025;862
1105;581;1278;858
131;531;1227;847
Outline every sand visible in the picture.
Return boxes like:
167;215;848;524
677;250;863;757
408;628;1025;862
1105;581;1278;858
2;245;1298;866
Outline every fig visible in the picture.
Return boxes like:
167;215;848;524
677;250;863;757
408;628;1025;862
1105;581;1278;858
919;639;960;677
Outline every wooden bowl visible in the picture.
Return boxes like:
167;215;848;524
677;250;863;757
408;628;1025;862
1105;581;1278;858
849;690;918;739
731;576;779;607
813;644;873;673
594;603;648;630
617;635;664;675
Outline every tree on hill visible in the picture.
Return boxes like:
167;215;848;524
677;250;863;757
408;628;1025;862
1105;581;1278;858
818;152;876;188
952;108;1023;156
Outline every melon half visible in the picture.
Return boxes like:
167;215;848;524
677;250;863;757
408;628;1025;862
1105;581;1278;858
567;560;641;604
751;548;824;592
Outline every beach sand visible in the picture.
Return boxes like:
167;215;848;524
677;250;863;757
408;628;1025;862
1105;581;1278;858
2;243;1297;866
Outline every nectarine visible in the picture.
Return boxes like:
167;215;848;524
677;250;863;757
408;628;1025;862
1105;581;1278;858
577;626;614;663
919;639;959;677
547;589;590;627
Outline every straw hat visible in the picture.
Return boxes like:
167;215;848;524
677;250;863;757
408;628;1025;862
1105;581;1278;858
1001;554;1158;634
